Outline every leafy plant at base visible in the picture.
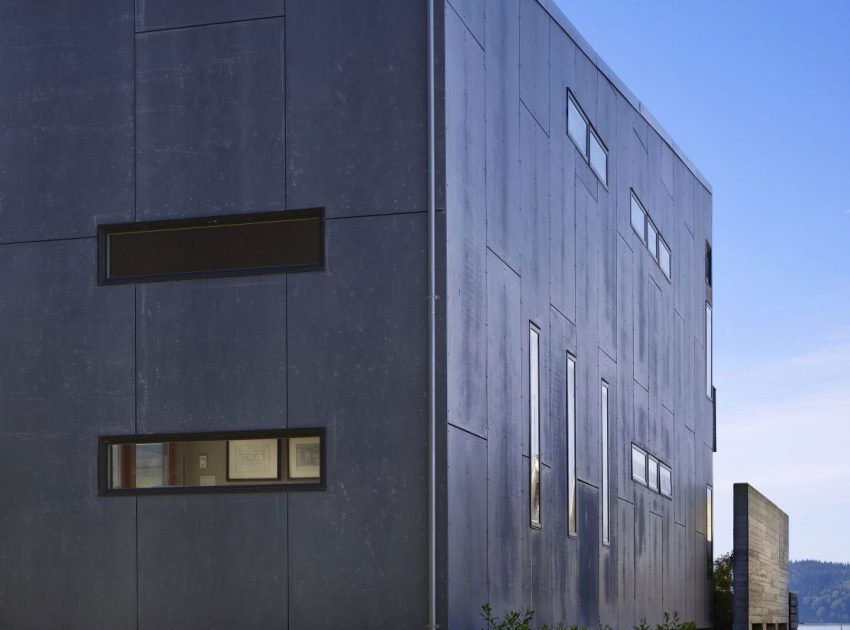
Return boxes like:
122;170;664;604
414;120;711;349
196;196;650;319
480;603;535;630
713;551;734;630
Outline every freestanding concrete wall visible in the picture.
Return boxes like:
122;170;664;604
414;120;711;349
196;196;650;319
734;483;790;630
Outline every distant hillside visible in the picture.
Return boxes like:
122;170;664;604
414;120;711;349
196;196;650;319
791;559;850;623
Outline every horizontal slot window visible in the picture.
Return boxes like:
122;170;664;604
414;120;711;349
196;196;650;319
99;209;324;284
99;429;324;495
632;443;673;499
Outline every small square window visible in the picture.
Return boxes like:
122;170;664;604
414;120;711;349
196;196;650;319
567;94;588;155
631;445;647;485
646;220;658;260
659;238;671;278
589;130;607;184
647;456;659;492
630;194;646;240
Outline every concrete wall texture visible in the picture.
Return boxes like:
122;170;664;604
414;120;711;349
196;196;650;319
734;484;790;630
442;0;714;628
0;1;713;628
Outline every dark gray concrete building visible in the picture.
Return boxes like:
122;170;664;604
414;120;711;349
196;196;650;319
0;1;714;629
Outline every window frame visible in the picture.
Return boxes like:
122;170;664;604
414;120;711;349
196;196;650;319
630;192;647;241
629;190;671;282
567;353;578;538
646;219;659;261
98;428;327;496
707;485;714;542
631;444;648;486
566;89;608;187
589;128;608;186
659;462;673;498
529;323;542;530
566;92;589;157
647;455;659;493
98;208;325;285
659;237;672;279
706;302;713;399
601;381;610;546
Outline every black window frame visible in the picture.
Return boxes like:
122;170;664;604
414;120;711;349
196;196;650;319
629;190;671;282
98;427;327;496
647;455;660;492
630;192;647;241
631;444;648;486
588;128;609;186
98;208;325;285
529;322;542;530
566;89;608;188
566;91;589;156
659;462;673;498
659;236;672;279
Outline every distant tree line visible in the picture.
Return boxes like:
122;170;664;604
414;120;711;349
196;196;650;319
790;559;850;623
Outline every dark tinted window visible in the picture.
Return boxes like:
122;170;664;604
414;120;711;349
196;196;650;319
99;209;323;284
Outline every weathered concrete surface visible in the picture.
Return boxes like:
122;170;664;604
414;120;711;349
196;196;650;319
734;483;790;630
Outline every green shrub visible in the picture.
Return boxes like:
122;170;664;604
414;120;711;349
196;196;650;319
480;603;535;630
713;552;734;630
481;604;697;630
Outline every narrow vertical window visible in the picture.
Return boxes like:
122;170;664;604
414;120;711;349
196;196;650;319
631;445;647;485
567;93;588;155
600;381;610;546
589;130;608;185
647;456;659;493
630;193;646;240
706;485;714;542
530;324;542;529
659;238;671;279
646;220;658;260
706;303;713;399
567;354;577;537
659;463;672;498
706;242;713;287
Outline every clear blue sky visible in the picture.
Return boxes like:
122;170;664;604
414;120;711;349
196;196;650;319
555;0;850;562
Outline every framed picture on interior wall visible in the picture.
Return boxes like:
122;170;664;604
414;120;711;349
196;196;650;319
288;436;321;479
226;438;280;481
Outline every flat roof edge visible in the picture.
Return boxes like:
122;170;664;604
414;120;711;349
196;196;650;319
537;0;713;194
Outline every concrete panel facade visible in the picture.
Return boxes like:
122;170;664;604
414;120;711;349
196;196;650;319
0;0;712;628
444;0;714;627
0;2;430;629
734;484;791;630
